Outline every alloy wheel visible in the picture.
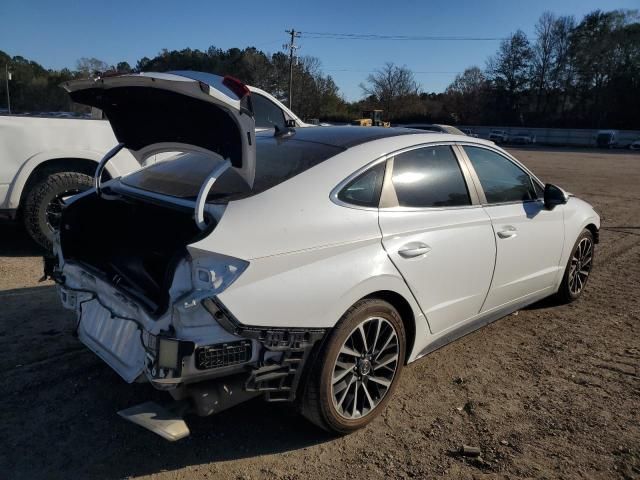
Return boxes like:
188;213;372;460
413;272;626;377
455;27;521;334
331;316;400;419
45;189;81;231
568;237;593;295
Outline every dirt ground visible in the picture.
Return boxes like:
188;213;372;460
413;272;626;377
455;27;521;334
1;147;639;480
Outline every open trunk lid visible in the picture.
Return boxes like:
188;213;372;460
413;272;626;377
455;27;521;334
62;71;256;186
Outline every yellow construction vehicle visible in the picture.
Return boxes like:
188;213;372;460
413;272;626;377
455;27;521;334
351;110;390;127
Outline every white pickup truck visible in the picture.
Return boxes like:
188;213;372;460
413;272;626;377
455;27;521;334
0;77;307;248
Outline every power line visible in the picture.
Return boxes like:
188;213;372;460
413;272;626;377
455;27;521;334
325;68;463;74
300;31;505;41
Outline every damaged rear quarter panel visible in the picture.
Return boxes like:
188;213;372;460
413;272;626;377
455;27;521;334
216;238;427;347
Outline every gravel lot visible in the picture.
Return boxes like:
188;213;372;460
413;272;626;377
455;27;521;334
2;147;639;479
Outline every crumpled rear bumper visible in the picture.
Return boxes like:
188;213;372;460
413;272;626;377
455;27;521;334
56;262;248;388
69;294;147;383
56;263;328;406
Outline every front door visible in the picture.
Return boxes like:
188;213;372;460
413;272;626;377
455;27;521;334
460;145;565;311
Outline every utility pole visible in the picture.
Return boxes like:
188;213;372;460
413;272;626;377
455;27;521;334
284;29;301;109
5;64;11;114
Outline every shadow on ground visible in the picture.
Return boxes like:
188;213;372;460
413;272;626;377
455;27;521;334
2;283;335;480
0;222;43;257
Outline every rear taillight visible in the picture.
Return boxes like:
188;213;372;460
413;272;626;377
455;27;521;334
223;75;250;99
189;248;249;295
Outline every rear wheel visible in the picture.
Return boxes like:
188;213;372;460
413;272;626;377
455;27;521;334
557;229;594;303
23;172;93;250
300;299;405;434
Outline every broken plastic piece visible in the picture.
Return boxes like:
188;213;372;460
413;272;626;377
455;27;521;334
118;401;190;441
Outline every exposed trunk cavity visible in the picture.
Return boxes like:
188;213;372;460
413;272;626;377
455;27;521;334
60;192;208;316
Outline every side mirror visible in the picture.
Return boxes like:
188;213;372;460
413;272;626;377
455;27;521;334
544;183;568;210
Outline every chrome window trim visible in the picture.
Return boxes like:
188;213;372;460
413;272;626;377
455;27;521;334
330;141;484;212
379;203;485;213
379;142;480;212
452;144;482;206
455;142;544;207
330;156;389;211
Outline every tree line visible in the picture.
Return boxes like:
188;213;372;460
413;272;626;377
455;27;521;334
0;47;352;120
1;8;638;128
368;9;639;128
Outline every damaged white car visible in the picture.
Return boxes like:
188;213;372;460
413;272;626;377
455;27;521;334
48;71;600;441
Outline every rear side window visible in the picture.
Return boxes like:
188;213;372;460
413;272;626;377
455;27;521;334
253;94;286;129
338;162;386;207
463;146;536;204
391;146;470;208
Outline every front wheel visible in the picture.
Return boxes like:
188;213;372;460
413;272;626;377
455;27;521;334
557;229;595;303
300;299;405;434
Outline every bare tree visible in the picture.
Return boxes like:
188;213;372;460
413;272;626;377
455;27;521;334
487;30;533;94
76;57;110;77
532;12;556;113
116;61;132;73
445;66;487;123
550;15;576;116
360;62;420;119
486;30;533;122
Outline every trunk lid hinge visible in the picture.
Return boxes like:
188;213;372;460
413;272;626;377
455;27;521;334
195;159;232;230
95;142;125;197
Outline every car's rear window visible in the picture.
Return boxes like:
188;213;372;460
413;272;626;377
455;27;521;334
120;136;345;201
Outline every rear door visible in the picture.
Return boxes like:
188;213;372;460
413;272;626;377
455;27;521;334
62;71;257;186
378;144;496;334
459;145;564;311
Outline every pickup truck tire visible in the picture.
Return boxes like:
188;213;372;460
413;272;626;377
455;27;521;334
23;172;93;250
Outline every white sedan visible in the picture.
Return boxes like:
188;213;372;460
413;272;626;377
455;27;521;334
50;72;600;440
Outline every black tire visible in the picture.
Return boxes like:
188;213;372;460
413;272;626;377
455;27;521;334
557;229;595;303
23;172;93;250
299;299;406;434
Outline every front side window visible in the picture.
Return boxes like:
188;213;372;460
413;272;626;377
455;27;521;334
337;162;386;208
391;146;470;208
463;146;536;204
252;94;286;129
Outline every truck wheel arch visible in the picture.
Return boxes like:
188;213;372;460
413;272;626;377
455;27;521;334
8;150;122;211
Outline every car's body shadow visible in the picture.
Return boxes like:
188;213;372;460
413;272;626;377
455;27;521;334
0;222;44;257
524;295;563;310
2;283;335;480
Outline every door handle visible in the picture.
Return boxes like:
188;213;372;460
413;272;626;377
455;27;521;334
398;242;432;258
497;226;517;239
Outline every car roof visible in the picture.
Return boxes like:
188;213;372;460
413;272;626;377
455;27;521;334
255;126;424;149
256;127;496;160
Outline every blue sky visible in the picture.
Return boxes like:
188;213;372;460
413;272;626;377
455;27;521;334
0;0;637;101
